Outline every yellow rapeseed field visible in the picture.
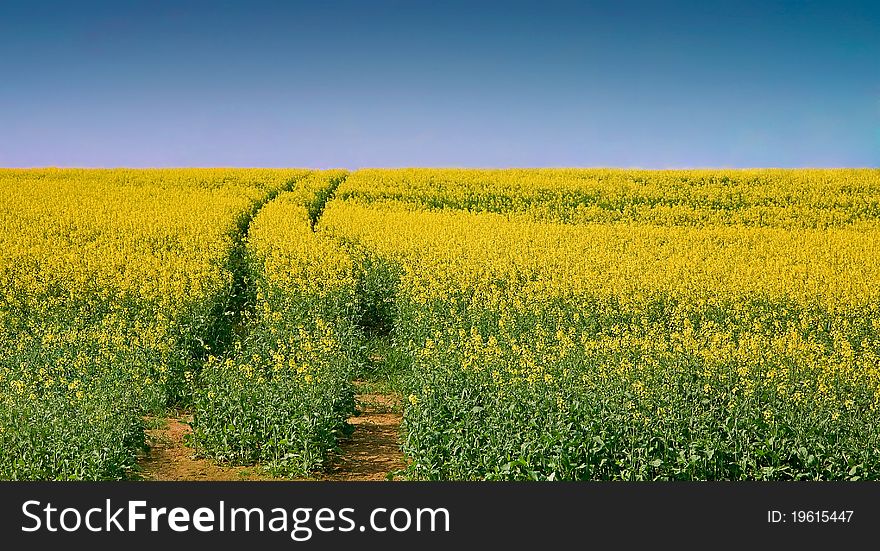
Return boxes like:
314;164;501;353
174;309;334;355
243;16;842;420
3;167;879;480
322;168;880;480
0;168;309;479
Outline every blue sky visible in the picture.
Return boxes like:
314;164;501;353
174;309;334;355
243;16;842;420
0;0;877;168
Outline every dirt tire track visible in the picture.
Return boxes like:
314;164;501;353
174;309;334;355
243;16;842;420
319;392;406;481
138;414;282;481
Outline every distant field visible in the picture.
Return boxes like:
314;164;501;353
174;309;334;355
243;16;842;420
2;168;879;480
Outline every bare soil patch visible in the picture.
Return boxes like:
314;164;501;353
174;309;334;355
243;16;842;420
138;389;406;481
138;412;281;481
319;392;406;481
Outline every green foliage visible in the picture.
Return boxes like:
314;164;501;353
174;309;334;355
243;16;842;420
397;295;880;480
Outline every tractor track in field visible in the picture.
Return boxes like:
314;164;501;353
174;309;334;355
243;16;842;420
319;386;406;481
138;389;406;481
138;413;285;481
137;174;308;482
138;172;407;482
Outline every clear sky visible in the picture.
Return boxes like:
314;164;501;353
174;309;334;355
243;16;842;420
0;0;877;168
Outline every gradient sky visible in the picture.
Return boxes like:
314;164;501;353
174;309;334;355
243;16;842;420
1;0;877;168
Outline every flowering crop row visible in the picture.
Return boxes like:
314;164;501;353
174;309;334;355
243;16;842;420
192;171;361;476
338;168;880;229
